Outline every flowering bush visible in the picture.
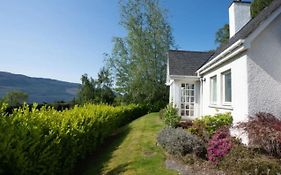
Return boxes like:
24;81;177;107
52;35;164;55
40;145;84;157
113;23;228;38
238;112;281;158
188;113;233;142
207;127;232;164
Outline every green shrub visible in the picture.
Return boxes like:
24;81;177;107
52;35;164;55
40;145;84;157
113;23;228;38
163;104;181;127
219;144;281;175
157;127;206;161
188;113;233;141
0;103;147;175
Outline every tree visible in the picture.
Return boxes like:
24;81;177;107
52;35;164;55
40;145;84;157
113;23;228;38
107;0;174;111
1;90;28;106
77;74;95;104
251;0;274;18
94;67;115;104
215;24;229;47
77;68;115;104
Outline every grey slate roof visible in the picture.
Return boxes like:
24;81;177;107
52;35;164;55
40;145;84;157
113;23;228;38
168;50;214;76
207;0;281;63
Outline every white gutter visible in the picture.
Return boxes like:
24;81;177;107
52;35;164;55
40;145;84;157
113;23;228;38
165;79;174;86
197;39;247;75
170;75;199;79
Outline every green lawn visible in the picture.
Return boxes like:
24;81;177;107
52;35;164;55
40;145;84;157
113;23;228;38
76;113;177;175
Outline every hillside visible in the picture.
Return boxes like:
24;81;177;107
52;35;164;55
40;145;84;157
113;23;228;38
0;71;80;103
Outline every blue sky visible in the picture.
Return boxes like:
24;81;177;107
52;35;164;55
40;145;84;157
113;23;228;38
0;0;236;83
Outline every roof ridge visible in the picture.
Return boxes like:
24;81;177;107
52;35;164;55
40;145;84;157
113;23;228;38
169;49;214;53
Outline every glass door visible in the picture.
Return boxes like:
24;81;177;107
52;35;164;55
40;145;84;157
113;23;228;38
180;83;195;118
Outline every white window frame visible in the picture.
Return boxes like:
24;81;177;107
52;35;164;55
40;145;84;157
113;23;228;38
221;70;232;105
210;75;217;105
180;83;195;118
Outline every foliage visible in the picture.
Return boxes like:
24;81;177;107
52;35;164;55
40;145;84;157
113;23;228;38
215;24;229;46
207;127;232;164
77;68;115;104
188;113;233;141
162;104;181;127
251;0;274;18
1;90;28;106
157;128;206;160
177;120;193;129
0;103;146;175
219;143;281;175
77;74;95;103
237;112;281;158
107;0;174;111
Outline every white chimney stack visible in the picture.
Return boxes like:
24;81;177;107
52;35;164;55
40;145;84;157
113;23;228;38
229;1;251;38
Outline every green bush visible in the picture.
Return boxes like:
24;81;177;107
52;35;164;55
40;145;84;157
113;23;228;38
0;103;146;175
157;127;206;161
219;144;281;175
188;113;233;141
163;104;181;127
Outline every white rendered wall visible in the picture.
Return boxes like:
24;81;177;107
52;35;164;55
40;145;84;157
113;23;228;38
229;2;251;38
201;53;249;124
247;14;281;118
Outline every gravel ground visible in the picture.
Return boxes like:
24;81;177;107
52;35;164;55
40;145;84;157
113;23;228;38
165;158;226;175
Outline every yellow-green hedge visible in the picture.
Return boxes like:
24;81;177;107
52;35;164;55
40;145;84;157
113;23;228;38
0;103;147;175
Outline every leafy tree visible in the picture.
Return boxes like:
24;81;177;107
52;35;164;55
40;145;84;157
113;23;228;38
107;0;174;111
94;67;115;104
77;68;115;104
251;0;274;18
1;90;28;106
215;24;229;47
77;74;95;104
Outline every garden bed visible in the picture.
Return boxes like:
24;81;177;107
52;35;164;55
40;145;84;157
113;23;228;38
158;106;281;175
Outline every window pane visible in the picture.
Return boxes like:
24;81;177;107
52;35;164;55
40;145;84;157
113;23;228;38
210;76;217;103
191;97;194;102
224;72;232;102
190;110;194;116
181;110;184;116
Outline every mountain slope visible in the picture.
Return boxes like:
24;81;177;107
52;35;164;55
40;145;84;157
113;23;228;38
0;71;80;103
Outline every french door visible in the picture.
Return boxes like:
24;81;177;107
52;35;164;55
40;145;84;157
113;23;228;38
180;83;195;118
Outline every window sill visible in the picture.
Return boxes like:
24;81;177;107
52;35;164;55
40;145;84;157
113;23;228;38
208;105;233;110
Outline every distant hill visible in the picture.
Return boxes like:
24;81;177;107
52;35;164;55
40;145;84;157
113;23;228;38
0;71;80;103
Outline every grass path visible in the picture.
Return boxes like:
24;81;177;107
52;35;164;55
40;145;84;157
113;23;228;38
75;113;177;175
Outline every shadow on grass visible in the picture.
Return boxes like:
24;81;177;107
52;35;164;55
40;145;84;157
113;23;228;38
73;125;131;175
104;163;130;175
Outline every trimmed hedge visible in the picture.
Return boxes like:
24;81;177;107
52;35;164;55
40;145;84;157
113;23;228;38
0;103;146;175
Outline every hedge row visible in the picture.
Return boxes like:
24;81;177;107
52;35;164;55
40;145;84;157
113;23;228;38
0;103;147;175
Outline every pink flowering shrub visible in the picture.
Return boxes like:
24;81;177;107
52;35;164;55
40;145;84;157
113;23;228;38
207;127;232;164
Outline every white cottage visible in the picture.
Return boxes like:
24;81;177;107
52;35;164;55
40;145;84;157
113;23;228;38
167;0;281;124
